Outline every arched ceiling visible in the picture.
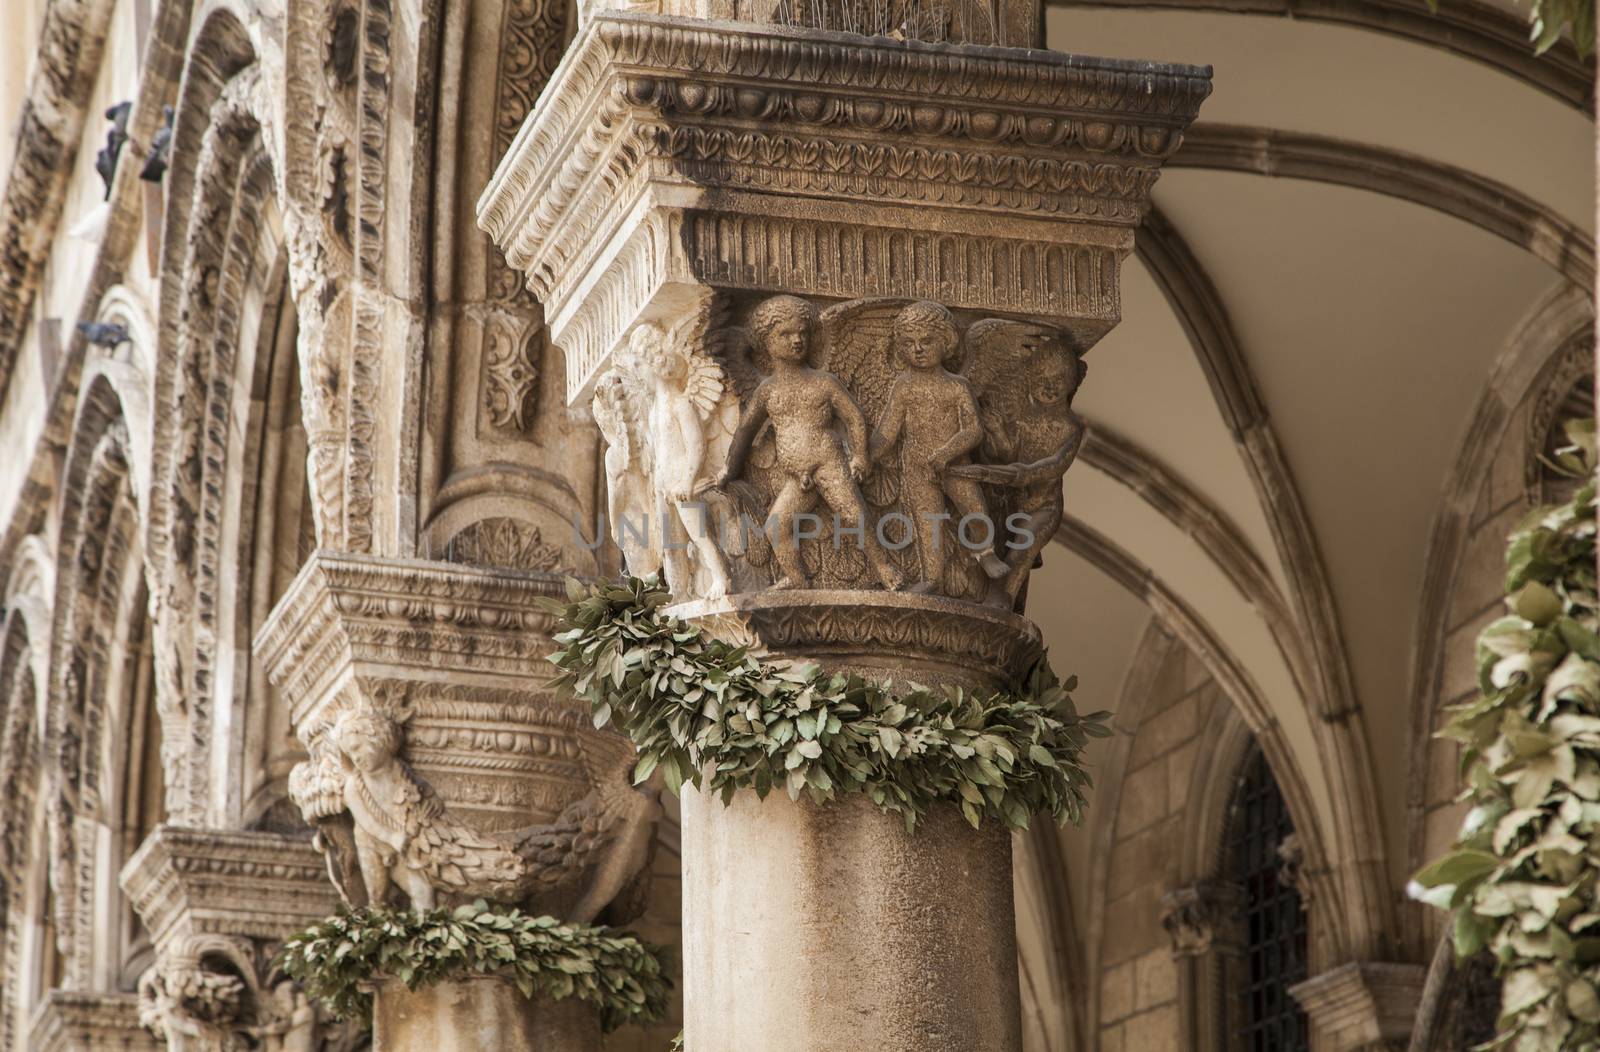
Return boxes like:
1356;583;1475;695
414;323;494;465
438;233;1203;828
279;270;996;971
1023;0;1594;987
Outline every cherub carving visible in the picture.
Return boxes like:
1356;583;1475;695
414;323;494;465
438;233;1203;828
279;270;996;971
632;321;734;600
591;365;661;579
871;301;1010;594
716;295;903;591
249;982;319;1052
948;321;1087;608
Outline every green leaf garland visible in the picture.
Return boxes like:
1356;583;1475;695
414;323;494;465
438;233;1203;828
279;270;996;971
543;575;1110;833
278;900;670;1032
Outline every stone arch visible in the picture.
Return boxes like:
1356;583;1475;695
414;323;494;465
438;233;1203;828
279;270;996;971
1403;283;1595;950
1050;0;1593;115
1062;528;1343;1051
44;366;158;994
150;6;321;827
1136;209;1395;959
0;537;52;1048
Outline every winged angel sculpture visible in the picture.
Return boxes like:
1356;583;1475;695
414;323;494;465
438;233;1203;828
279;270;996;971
590;293;1086;608
289;701;661;923
591;299;750;600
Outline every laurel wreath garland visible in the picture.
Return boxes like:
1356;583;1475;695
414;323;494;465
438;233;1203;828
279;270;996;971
543;575;1110;833
1412;421;1600;1051
278;901;671;1032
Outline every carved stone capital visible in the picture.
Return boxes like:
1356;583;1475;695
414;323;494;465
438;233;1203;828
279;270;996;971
254;553;661;918
1159;879;1246;959
1288;962;1427;1052
480;18;1208;614
672;587;1040;691
478;13;1211;405
119;827;350;1052
28;992;162;1052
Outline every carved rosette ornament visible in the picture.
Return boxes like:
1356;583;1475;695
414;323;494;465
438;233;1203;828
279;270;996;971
254;553;662;922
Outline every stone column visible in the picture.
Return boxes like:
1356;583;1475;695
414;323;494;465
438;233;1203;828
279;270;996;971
1161;879;1246;1048
479;8;1210;1049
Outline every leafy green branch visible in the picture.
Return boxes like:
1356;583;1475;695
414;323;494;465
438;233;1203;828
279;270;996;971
1424;0;1593;55
543;576;1110;833
1413;420;1599;1051
278;900;670;1032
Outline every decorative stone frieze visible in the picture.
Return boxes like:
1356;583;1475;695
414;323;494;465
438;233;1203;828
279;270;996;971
253;553;661;920
28;991;161;1052
119;826;339;950
1288;962;1426;1052
1159;880;1246;959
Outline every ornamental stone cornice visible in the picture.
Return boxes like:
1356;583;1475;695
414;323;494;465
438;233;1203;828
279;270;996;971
670;588;1042;690
28;992;160;1052
479;13;1212;402
253;551;573;729
118;826;338;950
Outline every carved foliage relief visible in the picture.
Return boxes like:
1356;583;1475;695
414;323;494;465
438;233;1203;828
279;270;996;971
590;292;1088;608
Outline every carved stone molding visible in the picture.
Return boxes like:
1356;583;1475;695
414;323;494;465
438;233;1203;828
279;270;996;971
1288;962;1426;1052
29;991;161;1052
253;551;574;726
672;587;1042;690
478;13;1211;404
119;826;339;950
1174;123;1594;289
1158;880;1246;958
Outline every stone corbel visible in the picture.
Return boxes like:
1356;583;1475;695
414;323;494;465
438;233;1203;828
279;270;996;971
28;992;162;1052
253;552;661;920
1288;962;1427;1052
1159;879;1246;959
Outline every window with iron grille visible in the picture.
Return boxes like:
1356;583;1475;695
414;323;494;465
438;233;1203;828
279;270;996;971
1228;748;1310;1052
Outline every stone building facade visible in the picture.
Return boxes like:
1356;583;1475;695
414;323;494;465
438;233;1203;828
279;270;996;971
0;0;1589;1049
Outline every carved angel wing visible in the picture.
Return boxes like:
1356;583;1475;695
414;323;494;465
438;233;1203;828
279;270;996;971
507;730;663;922
402;774;528;893
682;352;727;421
961;317;1058;462
820;298;906;426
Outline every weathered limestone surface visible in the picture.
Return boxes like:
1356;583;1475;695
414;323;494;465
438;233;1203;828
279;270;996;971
370;976;601;1052
1290;962;1427;1052
680;788;1020;1052
118;825;351;1051
28;991;161;1052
